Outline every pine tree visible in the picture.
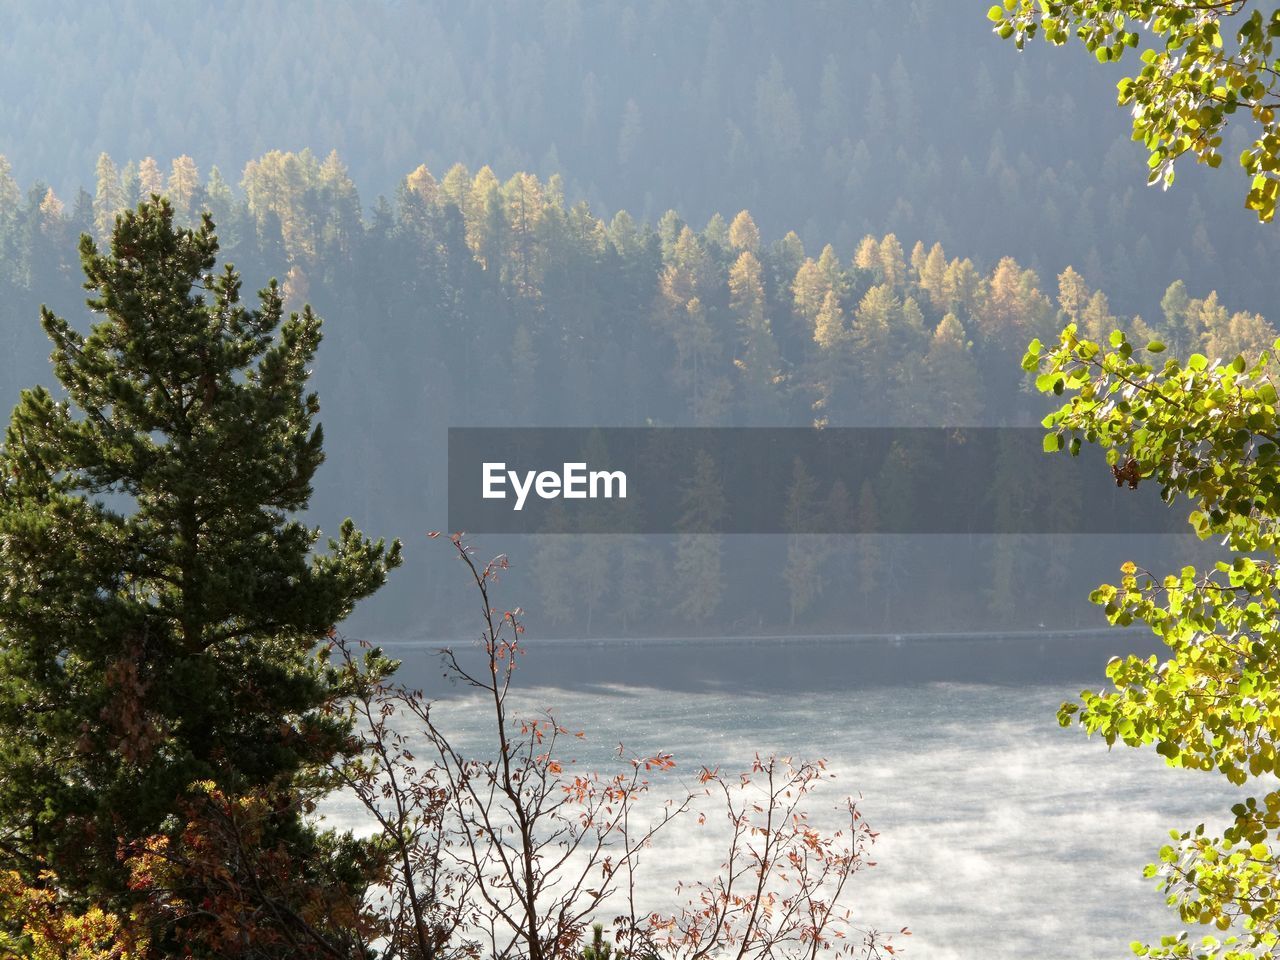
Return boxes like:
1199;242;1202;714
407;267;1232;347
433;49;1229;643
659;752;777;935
816;55;847;144
704;212;729;250
813;289;845;351
1080;289;1116;344
37;186;64;228
853;481;883;615
119;161;141;208
673;451;726;623
166;154;200;219
851;283;899;380
0;199;401;916
783;458;830;626
728;209;761;254
0;156;18;219
404;162;439;205
917;242;948;310
792;256;831;328
1056;266;1090;324
942;257;982;317
728;250;782;419
92;152;126;241
137;155;164;198
203;165;235;234
878;233;906;288
1160;279;1193;356
0;157;19;288
242;149;323;261
853;235;880;275
922;313;983;423
318;150;360;256
1190;290;1230;353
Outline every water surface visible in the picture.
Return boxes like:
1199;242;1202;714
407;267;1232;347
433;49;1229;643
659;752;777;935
324;634;1242;959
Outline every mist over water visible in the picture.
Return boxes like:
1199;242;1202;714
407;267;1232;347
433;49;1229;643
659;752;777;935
321;636;1244;960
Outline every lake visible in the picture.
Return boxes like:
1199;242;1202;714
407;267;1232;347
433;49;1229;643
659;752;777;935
322;631;1243;959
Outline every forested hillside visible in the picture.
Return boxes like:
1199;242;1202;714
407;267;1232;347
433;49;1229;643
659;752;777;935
1;0;1276;321
0;150;1248;636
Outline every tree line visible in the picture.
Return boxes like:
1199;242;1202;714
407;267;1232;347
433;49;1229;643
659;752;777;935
3;1;1276;320
0;150;1253;635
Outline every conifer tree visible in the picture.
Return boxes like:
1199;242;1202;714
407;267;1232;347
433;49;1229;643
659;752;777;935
813;289;845;351
922;313;983;423
0;199;401;914
728;250;782;418
166;154;200;219
92;153;125;241
137;156;164;198
728;209;760;254
917;242;948;310
673;451;726;622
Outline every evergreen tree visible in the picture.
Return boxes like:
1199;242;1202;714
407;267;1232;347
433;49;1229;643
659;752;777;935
0;200;401;920
137;156;164;198
673;451;726;623
1160;278;1193;356
92;152;125;241
813;289;845;352
166;154;200;220
922;313;983;423
853;481;884;618
119;161;141;208
728;209;761;255
1056;265;1089;325
728;250;782;419
782;458;831;625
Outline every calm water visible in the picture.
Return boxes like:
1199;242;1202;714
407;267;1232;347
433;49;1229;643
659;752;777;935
321;634;1244;960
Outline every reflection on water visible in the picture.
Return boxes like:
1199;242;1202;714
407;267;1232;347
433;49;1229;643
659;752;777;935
320;635;1242;960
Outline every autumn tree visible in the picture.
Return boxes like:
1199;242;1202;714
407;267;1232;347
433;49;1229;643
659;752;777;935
0;199;401;946
323;536;902;960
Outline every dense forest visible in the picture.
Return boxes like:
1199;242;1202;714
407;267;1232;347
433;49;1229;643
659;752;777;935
2;0;1278;322
0;149;1247;636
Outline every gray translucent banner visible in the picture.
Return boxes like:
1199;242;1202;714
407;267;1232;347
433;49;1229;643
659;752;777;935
447;427;1189;534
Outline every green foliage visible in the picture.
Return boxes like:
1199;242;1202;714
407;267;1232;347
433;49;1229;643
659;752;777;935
581;923;615;960
1029;322;1280;957
990;1;1280;222
0;199;401;922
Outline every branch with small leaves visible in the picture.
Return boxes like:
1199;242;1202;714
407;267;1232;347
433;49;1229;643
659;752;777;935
1027;323;1280;958
989;1;1280;221
325;534;902;960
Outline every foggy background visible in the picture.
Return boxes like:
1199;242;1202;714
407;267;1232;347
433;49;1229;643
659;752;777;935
0;0;1244;639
